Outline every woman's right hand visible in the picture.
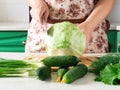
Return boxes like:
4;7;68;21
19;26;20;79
30;0;49;24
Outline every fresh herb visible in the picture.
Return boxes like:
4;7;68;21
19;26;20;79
95;63;120;85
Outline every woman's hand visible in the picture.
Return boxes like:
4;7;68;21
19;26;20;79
30;0;49;24
78;22;95;52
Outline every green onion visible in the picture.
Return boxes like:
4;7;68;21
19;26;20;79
0;58;40;77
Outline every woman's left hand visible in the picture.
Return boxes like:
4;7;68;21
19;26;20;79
78;22;94;52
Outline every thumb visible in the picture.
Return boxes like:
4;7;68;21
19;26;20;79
84;37;89;53
44;10;49;22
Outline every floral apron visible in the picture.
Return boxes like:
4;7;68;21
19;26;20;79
25;0;109;53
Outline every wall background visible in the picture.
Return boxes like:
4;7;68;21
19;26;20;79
106;0;120;23
0;0;120;24
0;0;29;23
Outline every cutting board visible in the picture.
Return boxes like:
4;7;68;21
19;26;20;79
24;53;106;68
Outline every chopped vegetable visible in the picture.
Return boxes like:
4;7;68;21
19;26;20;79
42;55;80;67
61;64;88;84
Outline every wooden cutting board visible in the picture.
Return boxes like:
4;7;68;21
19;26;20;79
23;53;106;70
79;53;106;66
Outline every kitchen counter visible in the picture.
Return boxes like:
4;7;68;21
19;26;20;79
0;21;120;31
0;52;120;90
109;22;120;30
0;22;29;31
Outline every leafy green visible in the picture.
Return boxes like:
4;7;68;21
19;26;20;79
46;21;86;57
0;58;39;77
88;53;120;75
95;63;120;85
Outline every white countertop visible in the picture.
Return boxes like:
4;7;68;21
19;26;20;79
0;52;120;90
109;22;120;30
0;22;29;31
0;21;120;31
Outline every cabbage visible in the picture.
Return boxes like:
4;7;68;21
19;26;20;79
46;21;86;57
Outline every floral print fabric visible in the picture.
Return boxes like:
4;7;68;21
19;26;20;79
25;0;109;53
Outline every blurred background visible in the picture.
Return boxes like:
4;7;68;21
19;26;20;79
0;0;120;53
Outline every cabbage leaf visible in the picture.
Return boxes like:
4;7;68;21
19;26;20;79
46;21;86;56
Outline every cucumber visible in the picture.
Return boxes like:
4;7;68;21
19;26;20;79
42;55;80;67
57;67;68;82
88;53;120;75
36;65;51;80
61;64;88;83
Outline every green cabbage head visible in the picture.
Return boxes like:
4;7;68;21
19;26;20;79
46;21;86;57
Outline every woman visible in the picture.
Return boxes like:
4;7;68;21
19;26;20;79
25;0;115;53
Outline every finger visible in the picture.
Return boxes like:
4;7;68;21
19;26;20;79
44;10;49;22
84;36;89;53
38;9;45;24
39;13;44;25
84;42;88;53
